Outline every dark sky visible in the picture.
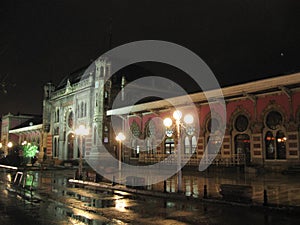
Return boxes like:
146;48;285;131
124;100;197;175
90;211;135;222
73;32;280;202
0;0;299;116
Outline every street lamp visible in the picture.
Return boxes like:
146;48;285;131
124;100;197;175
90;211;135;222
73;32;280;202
7;141;13;148
163;110;194;193
116;132;126;182
75;125;89;180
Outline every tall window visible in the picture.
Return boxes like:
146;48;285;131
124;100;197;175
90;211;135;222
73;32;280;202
276;130;286;159
165;138;175;154
55;108;60;122
68;111;73;128
192;136;197;153
145;119;156;154
81;102;84;118
53;137;59;158
130;121;140;157
265;111;286;160
184;137;191;154
100;66;104;77
93;126;97;145
235;134;251;164
265;131;275;159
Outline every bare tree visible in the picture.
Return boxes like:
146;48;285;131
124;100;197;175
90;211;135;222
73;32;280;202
0;74;16;94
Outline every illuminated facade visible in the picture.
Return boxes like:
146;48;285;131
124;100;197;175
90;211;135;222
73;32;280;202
108;73;300;171
0;113;42;156
42;57;114;164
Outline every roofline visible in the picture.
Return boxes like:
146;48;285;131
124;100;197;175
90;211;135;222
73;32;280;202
9;124;43;133
107;72;300;116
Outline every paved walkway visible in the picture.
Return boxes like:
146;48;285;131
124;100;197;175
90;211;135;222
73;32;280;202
75;166;300;209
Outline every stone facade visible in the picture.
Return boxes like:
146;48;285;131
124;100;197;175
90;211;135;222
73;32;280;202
42;57;114;164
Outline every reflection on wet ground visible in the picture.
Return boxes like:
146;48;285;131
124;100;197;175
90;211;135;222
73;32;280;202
1;168;300;225
150;168;300;206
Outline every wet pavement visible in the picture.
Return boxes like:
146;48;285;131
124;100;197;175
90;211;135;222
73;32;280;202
1;167;300;225
161;167;300;206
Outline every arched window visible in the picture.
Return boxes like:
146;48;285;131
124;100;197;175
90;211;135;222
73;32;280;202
100;66;104;77
264;111;286;160
207;118;220;133
266;111;282;130
191;136;197;153
276;130;286;159
184;137;191;154
81;102;84;118
235;115;248;132
68;111;73;128
131;121;140;138
145;119;156;154
265;131;275;159
235;134;251;164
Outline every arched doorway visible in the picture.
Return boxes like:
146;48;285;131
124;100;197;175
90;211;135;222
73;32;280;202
67;133;74;159
234;134;251;165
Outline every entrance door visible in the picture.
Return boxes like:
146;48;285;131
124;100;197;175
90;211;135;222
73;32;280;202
235;134;251;165
67;133;74;159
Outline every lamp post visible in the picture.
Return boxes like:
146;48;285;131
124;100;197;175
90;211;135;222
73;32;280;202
163;110;194;193
116;132;125;182
75;125;89;180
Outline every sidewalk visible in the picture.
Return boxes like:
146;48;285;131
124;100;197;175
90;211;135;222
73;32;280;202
67;165;300;211
68;176;300;216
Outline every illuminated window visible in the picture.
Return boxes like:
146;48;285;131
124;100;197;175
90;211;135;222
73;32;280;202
165;138;175;154
184;137;191;154
191;136;197;153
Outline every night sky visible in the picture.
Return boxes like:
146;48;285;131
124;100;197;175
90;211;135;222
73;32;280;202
0;0;299;116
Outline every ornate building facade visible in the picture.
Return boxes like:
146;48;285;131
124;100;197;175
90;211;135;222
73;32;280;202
107;72;300;171
0;113;42;157
2;57;300;173
42;57;114;164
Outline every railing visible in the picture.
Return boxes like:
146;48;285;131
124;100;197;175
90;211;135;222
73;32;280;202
138;152;247;166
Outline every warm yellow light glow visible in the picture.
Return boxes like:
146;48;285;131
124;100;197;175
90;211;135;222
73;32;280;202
163;118;173;127
7;142;13;148
75;125;89;136
184;114;194;124
115;199;128;211
0;143;2;148
173;110;182;121
116;132;125;141
7;174;11;182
